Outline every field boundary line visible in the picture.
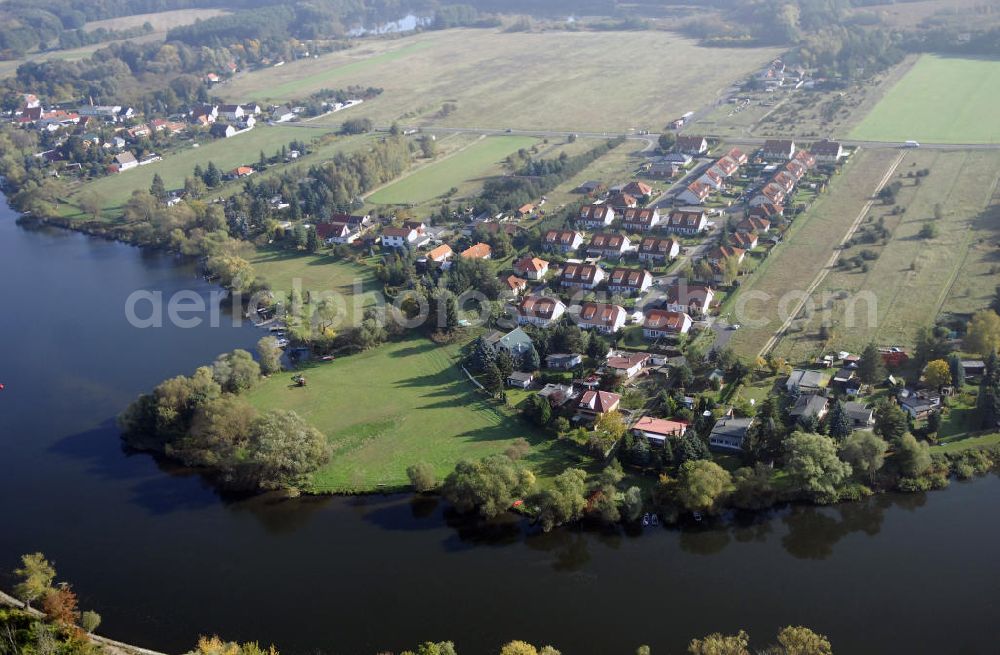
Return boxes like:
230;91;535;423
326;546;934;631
759;150;906;358
362;134;486;202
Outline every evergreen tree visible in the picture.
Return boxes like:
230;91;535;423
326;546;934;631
743;396;784;463
149;173;167;201
858;342;885;384
873;400;908;443
204;161;221;187
825;399;852;441
482;362;503;397
948;352;965;389
522;344;541;371
306;226;319;253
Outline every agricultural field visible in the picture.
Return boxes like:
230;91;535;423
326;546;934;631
248;249;380;327
83;8;230;33
849;55;1000;144
58;125;348;219
724;148;903;359
772;149;1000;361
536;138;651;210
222;28;783;132
243;333;580;492
366;135;537;205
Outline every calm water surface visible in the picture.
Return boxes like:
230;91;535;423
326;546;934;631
1;198;998;654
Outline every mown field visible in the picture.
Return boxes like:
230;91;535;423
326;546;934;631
849;55;1000;144
366;135;537;205
248;249;379;327
58;125;348;218
773;149;1000;361
243;334;580;492
725;148;902;359
83;8;230;32
222;29;782;132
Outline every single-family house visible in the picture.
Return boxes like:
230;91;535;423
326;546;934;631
663;281;715;316
731;231;758;250
677;181;712;205
607;192;638;209
784;159;807;181
794;150;816;169
241;103;262;116
517;203;535;218
620;207;660;232
844;402;875;430
515;295;567;328
546;353;582;371
709;417;753;452
543;229;584;253
559;263;606;290
607;268;653;295
586;233;631;259
382;226;419;248
507;371;535;389
578;204;615;229
665;209;708;235
786;368;824;393
622;181;653;197
897;389;941;420
637;236;680;263
575;180;605;195
725;147;748;166
271;105;297;122
710;156;740;179
426;243;454;265
538;383;578;407
772;170;797;194
210;123;237;138
632;416;688;445
832;367;856;389
737;216;771;234
577;390;621;419
749;182;785;207
577;302;627;333
401;220;426;235
762;139;796;160
504;275;528;297
111;151;138;172
749;202;783;220
513;256;550;280
605;351;650;379
461;242;492;260
675;135;709;155
698;169;726;191
648;160;681;178
231;166;254;178
790;394;829;422
706;245;745;265
663;152;694;166
643;309;693;338
315;221;356;245
491;327;535;358
217;104;245;121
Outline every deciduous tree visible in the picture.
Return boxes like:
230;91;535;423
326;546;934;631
783;432;852;500
675;460;733;514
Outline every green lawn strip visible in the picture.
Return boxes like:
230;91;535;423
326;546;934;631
849;54;1000;144
242;334;572;493
931;432;1000;454
367;136;538;205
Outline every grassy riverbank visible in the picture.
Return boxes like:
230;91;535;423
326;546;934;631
243;333;584;493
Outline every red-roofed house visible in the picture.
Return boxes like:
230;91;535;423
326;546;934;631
732;231;758;250
665;209;707;235
543;229;584;253
577;302;627;334
578;203;615;229
638;237;680;263
504;275;528;297
559;263;605;290
622;181;653;197
663;281;715;316
697;168;725;191
707;245;746;265
461;242;492;260
587;232;631;259
607;192;638;209
737;216;770;234
677;181;712;205
515;295;566;327
620;207;660;232
607;268;653;295
632;416;688;444
643;309;693;337
513;256;550;280
426;243;453;264
750;182;785;207
676;135;709;155
605;352;650;379
577;390;621;418
382;226;419;248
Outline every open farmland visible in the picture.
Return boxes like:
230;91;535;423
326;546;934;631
83;8;230;33
366;135;537;205
59;125;349;218
725;148;902;358
773;149;1000;361
243;333;579;492
850;55;1000;144
222;29;783;132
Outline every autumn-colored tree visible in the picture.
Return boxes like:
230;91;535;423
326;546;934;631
13;552;56;608
688;629;750;655
42;583;80;628
776;625;834;655
923;359;951;390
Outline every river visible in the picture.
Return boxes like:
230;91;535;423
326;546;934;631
0;197;998;655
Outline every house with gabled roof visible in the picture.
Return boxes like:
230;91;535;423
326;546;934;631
514;295;566;327
382;226;419;248
461;242;492;260
504;275;528;297
749;202;783;220
665;209;707;234
731;231;758;250
677;181;712;205
587;232;631;259
710;156;740;178
737;216;770;234
607;267;653;295
620;207;660;232
638;236;679;263
762;139;796;160
426;243;453;264
210;123;237;138
698;168;725;191
707;245;746;265
709;417;752;452
793;150;816;169
577;302;627;333
577;390;621;419
662;280;714;316
111;151;138;172
772;170;796;194
810;140;844;163
575;180;605;195
607;192;638;209
725;147;748;166
675;135;709;155
513;256;549;280
749;182;785;207
316;221;354;244
622;181;653;197
784;159;807;181
643;309;692;337
578;203;615;229
560;263;605;289
543;229;583;253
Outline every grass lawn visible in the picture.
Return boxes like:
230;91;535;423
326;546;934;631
725;148;901;359
58;126;348;219
849;55;1000;144
771;149;1000;360
366;135;537;205
223;29;782;132
248;248;379;326
243;334;580;492
931;432;1000;454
